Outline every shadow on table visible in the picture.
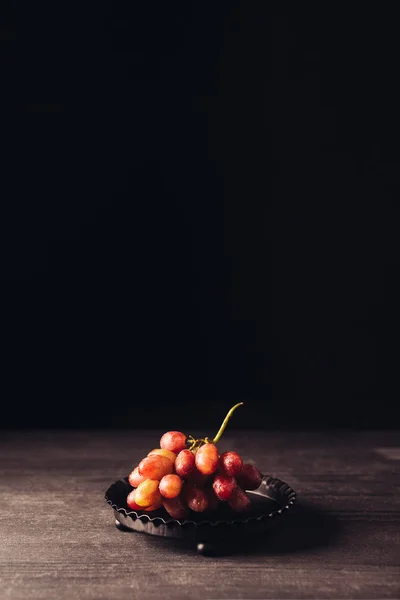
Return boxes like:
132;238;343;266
209;501;341;557
251;502;339;553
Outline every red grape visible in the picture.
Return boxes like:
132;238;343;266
134;479;160;507
147;448;176;463
184;484;209;512
138;455;173;480
163;495;189;520
237;463;262;490
160;431;187;454
144;495;163;511
228;486;251;513
220;451;243;477
128;467;145;488
175;449;195;477
126;489;143;511
159;474;183;499
148;448;176;463
212;473;236;501
195;443;219;475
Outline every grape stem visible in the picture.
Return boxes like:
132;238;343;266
212;402;243;444
187;402;244;450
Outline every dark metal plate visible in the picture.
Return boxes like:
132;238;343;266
105;475;296;543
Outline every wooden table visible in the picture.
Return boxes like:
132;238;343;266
0;429;399;599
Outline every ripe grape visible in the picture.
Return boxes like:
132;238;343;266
126;489;143;511
175;449;196;477
128;467;145;488
228;486;251;513
184;484;209;512
237;463;262;490
159;474;183;499
134;479;161;507
195;443;219;475
148;448;176;463
220;451;243;477
163;495;189;520
144;495;163;511
212;473;236;501
138;455;173;480
160;431;187;454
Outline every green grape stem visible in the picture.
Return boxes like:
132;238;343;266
187;402;244;450
212;402;243;444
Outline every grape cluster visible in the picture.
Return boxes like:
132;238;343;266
126;430;262;519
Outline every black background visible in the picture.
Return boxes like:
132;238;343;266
1;4;399;430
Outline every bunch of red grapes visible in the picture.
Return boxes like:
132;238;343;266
126;430;262;520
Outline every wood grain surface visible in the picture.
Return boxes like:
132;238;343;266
0;430;399;599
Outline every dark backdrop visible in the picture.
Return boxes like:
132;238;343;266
1;4;399;430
